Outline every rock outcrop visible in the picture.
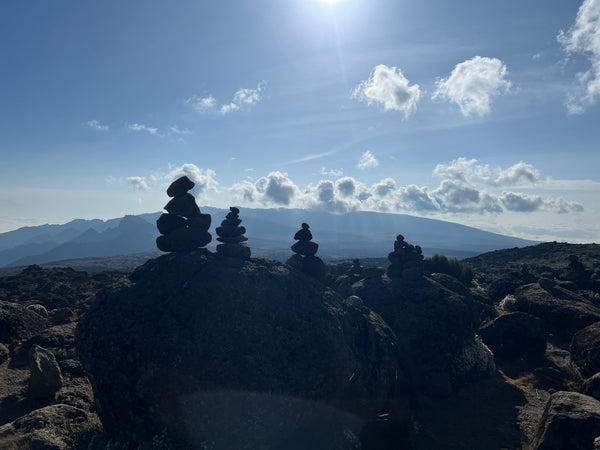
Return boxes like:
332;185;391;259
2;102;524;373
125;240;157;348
216;207;251;259
77;250;400;447
156;176;212;252
530;391;600;450
285;223;326;281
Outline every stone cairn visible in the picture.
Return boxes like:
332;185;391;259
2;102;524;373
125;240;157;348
286;223;326;281
156;176;212;252
215;207;251;259
386;234;424;280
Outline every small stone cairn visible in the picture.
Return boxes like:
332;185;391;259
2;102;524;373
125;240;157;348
386;234;424;280
156;176;212;252
216;207;251;259
286;223;326;281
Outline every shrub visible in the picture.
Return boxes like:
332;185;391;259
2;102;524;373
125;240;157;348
424;254;474;285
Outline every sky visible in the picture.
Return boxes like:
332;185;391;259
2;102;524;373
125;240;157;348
1;0;599;242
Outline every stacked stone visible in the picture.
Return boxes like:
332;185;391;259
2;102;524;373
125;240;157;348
156;176;212;252
386;234;424;280
216;207;251;259
286;223;326;281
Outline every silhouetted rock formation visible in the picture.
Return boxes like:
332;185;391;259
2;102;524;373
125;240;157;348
216;207;251;259
28;344;62;399
478;312;547;359
286;223;326;281
77;250;399;447
386;234;424;280
156;176;212;252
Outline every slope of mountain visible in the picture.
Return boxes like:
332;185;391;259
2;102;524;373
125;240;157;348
0;208;538;267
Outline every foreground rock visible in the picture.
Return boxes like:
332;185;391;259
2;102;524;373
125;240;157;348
77;250;400;447
0;404;101;449
0;301;49;346
571;321;600;379
530;391;600;450
28;344;63;399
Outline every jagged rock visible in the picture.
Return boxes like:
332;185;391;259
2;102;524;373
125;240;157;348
77;251;399;447
0;404;101;449
27;304;48;317
583;373;600;401
167;175;195;197
164;193;201;218
514;283;600;339
530;391;600;450
479;312;547;359
0;343;9;364
29;344;63;399
0;301;49;345
156;213;187;235
571;322;600;379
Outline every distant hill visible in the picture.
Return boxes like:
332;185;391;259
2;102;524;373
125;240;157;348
0;208;538;268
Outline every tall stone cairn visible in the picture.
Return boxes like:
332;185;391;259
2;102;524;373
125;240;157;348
215;207;251;259
156;176;212;252
386;234;424;280
286;223;326;281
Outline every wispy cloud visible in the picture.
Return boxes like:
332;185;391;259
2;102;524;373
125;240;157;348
321;167;343;177
557;0;600;114
433;56;511;117
352;64;420;118
86;119;109;131
128;123;160;136
186;82;266;115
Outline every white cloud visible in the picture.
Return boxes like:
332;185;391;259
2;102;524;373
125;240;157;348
87;120;109;131
126;176;149;191
500;192;544;212
167;164;219;196
493;161;539;186
352;64;421;118
185;95;217;112
335;177;356;197
169;126;192;135
433;56;511;117
557;0;600;114
128;123;160;136
187;82;265;115
357;150;379;169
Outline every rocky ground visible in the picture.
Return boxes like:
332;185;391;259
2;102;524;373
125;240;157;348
0;242;599;449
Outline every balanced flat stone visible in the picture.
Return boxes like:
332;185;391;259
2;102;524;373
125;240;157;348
167;176;195;197
164;193;201;218
156;213;187;235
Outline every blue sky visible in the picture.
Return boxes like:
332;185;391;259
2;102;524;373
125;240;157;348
1;0;599;242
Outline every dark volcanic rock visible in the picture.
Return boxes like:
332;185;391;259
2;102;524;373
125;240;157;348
0;301;49;345
77;251;399;447
583;373;600;401
0;404;101;449
479;312;547;359
156;213;187;235
571;322;600;379
164;193;201;218
353;275;492;392
530;391;600;450
28;344;63;399
514;283;600;339
0;343;8;364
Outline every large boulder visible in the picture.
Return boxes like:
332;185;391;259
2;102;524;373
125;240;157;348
530;391;600;450
571;322;600;379
514;283;600;339
29;344;63;399
77;250;400;447
479;312;547;359
0;404;101;449
0;301;49;345
352;274;489;392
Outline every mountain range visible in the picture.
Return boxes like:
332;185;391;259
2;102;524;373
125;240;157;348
0;207;538;268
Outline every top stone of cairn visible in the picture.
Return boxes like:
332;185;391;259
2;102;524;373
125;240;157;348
167;176;195;198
